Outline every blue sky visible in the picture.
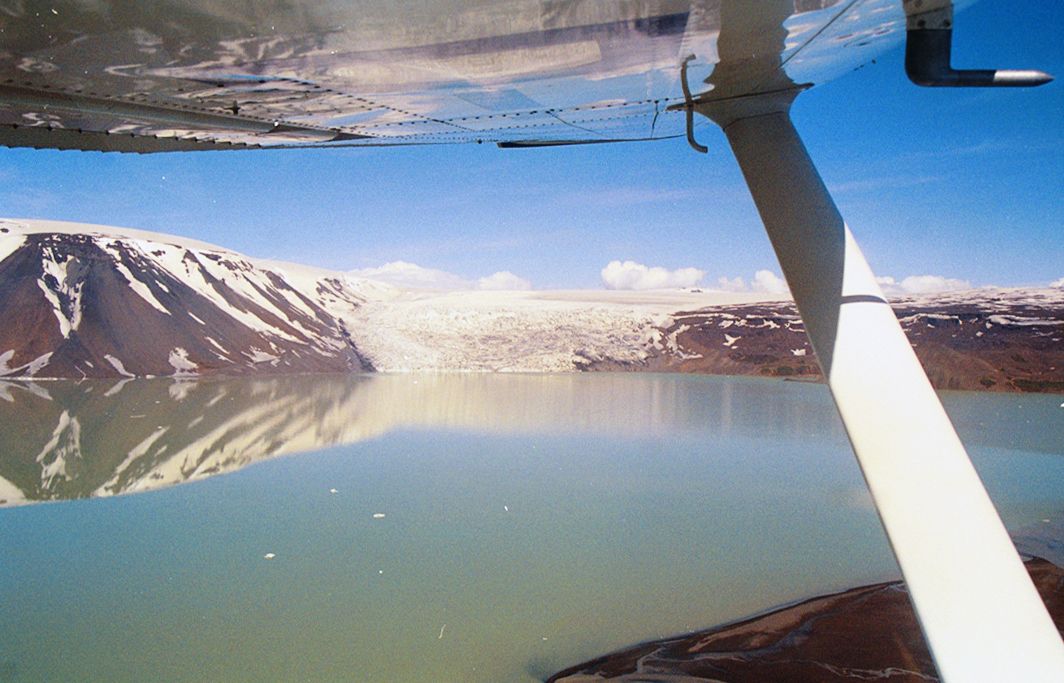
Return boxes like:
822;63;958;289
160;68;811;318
1;0;1060;291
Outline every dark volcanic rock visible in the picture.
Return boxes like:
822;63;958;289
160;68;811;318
548;557;1064;682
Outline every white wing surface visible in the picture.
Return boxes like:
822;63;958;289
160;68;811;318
0;0;908;151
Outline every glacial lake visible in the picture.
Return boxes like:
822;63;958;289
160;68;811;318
1;374;1062;682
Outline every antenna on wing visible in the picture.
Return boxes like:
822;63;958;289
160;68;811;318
904;0;1053;87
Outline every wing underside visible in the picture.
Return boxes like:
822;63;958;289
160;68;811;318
0;0;905;152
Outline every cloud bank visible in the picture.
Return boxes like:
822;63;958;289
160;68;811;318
876;274;972;295
476;271;532;291
351;261;531;291
600;260;705;290
1051;277;1064;289
715;270;789;295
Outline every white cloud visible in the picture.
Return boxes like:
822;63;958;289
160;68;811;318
600;260;704;290
351;261;532;291
722;271;973;297
350;261;469;290
713;270;789;295
716;275;747;292
1050;277;1064;289
751;269;788;294
879;274;972;295
477;271;532;291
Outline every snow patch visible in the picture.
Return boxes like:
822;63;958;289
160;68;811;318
205;337;229;355
36;252;85;338
0;231;26;264
168;348;198;376
104;354;134;377
23;353;52;376
664;325;702;360
987;314;1057;327
245;348;279;364
102;243;172;315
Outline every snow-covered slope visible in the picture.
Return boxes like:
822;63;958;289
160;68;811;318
0;218;378;378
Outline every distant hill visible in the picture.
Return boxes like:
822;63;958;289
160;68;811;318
0;218;377;377
629;294;1064;393
1;218;1062;392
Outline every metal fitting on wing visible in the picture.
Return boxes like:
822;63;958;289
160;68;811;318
680;55;708;154
903;0;1052;87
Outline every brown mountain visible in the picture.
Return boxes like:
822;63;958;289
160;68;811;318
0;220;373;378
620;291;1064;393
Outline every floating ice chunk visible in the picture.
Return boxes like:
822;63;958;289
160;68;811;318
504;505;509;512
263;553;276;560
438;624;446;639
372;512;386;519
329;488;338;494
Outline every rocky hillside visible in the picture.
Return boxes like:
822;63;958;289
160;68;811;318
628;290;1064;393
0;219;376;377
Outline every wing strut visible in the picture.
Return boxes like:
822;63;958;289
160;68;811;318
695;90;1064;682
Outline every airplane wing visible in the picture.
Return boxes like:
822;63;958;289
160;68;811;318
0;0;907;152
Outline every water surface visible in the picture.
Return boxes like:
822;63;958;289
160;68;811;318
1;374;1061;682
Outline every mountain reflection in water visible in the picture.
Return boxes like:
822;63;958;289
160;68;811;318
3;374;1063;508
1;374;846;505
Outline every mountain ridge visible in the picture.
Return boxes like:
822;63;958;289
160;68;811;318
1;218;1062;392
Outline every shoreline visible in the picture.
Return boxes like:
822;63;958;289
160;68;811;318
547;555;1064;682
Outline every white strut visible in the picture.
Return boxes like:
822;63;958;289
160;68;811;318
698;91;1064;682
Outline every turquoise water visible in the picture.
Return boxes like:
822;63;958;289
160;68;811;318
1;375;1062;682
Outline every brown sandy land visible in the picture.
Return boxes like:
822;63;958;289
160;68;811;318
547;558;1063;682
